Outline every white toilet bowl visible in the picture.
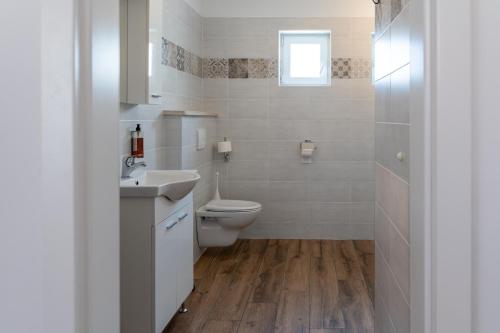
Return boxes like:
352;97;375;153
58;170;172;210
196;199;261;247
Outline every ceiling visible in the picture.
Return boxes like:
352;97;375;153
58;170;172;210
188;0;374;18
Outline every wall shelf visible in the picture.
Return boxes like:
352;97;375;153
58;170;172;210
162;110;218;118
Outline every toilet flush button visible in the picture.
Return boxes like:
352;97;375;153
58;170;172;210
197;128;207;150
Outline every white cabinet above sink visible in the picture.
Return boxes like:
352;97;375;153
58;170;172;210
121;0;164;105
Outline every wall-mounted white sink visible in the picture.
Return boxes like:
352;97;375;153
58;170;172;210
120;170;200;200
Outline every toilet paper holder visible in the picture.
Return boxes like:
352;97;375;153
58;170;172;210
300;140;317;163
217;137;232;162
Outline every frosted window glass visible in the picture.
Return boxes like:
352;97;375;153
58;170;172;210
290;44;322;78
279;31;331;86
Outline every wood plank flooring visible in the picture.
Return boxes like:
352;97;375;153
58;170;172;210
164;240;374;333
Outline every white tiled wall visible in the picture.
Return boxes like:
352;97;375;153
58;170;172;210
120;0;211;260
374;3;411;333
179;116;217;210
120;3;376;246
119;0;204;168
203;17;376;240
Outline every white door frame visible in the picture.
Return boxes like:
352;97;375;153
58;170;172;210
1;0;120;331
411;0;472;332
73;0;476;331
75;0;121;331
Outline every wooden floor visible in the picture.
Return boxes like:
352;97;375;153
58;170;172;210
164;239;374;333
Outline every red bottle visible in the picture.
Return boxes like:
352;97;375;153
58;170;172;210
131;124;144;158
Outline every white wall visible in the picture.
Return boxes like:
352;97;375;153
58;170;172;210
42;0;78;331
1;1;45;331
120;0;210;261
472;0;500;331
373;3;411;332
78;0;121;331
202;17;375;240
431;0;472;332
1;0;79;332
185;0;203;14
202;0;374;18
0;0;120;332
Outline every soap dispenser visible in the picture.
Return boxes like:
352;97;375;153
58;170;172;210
131;124;144;158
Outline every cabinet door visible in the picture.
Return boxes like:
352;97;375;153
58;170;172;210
147;0;163;104
155;214;179;333
123;0;163;105
175;204;194;306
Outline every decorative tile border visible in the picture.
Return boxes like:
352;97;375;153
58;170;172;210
229;58;249;78
248;59;267;78
161;37;371;80
204;57;372;79
267;59;279;79
202;58;228;78
332;58;352;79
161;37;203;78
351;58;372;79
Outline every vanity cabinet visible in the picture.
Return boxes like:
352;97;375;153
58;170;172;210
121;193;194;333
121;0;163;105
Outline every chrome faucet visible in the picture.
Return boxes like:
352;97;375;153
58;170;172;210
121;156;147;179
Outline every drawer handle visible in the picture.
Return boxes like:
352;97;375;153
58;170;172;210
151;94;162;98
178;212;189;221
166;220;178;230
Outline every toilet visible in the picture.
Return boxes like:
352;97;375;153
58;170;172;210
196;173;261;247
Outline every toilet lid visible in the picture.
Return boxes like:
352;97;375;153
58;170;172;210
205;200;261;212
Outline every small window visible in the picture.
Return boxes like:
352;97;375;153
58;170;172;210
279;30;331;86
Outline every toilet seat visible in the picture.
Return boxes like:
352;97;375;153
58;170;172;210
196;172;262;247
205;200;261;212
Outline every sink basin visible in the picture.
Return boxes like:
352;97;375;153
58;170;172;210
120;170;201;200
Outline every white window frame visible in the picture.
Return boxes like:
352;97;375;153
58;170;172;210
279;30;331;87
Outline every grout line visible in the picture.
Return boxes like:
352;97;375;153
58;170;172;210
374;242;411;308
372;62;411;83
376;201;410;248
373;1;412;41
375;161;410;186
373;269;399;333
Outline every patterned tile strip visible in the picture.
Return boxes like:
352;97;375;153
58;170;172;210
162;38;371;80
204;57;371;79
203;58;228;78
351;58;372;79
161;37;203;78
332;58;352;79
229;59;249;78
